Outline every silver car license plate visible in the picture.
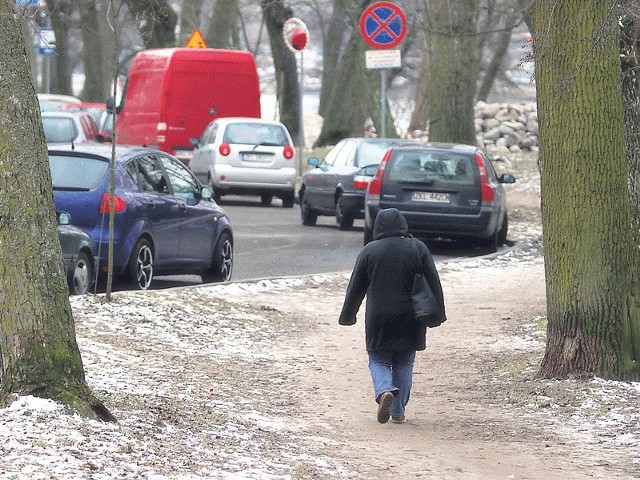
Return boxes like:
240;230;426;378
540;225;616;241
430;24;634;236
412;191;450;203
242;153;271;163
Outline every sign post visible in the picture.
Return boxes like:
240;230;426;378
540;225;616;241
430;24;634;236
359;2;406;138
38;28;56;94
283;17;309;176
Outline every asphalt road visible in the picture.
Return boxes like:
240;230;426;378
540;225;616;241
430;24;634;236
222;196;365;281
149;195;490;291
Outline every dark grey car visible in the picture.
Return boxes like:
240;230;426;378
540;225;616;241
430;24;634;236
364;143;516;251
299;138;409;230
57;212;95;295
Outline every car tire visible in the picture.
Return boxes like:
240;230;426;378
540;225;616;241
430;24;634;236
497;211;509;246
261;194;273;206
335;195;354;231
364;223;374;245
203;231;233;283
127;238;154;290
478;228;499;253
281;191;295;208
300;194;318;226
68;251;93;295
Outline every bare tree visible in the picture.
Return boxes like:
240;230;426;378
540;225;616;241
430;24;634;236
0;0;114;420
206;0;240;48
123;0;177;48
78;0;108;100
261;0;300;142
46;0;75;95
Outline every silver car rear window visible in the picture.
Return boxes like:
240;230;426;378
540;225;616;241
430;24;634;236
43;117;77;143
49;154;108;190
223;123;288;146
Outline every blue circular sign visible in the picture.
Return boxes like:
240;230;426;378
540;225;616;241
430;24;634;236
360;2;407;49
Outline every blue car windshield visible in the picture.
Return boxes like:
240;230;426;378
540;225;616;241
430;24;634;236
49;154;109;190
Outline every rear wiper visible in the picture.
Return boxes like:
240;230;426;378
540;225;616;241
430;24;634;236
252;142;281;149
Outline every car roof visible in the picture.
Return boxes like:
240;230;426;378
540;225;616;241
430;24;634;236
37;93;81;103
48;143;165;162
42;110;91;119
390;142;480;153
214;117;286;126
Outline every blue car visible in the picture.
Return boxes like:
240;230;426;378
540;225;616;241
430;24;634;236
49;144;234;289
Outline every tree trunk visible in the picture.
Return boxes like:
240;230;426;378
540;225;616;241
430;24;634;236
261;0;300;143
124;0;177;48
78;0;106;101
206;0;239;49
534;0;640;380
178;0;201;46
427;0;479;144
47;0;74;95
476;26;513;102
408;26;430;133
314;27;381;146
0;1;114;421
318;0;350;117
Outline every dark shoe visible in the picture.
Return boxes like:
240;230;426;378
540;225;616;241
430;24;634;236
391;415;406;424
377;391;394;424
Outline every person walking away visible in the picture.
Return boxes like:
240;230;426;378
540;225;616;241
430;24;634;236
338;208;446;424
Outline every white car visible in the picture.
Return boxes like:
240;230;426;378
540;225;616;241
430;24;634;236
42;110;100;145
190;117;297;207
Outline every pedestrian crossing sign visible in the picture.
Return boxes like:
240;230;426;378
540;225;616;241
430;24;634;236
185;30;208;48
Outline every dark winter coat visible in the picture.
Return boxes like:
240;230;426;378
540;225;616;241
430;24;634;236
338;208;446;352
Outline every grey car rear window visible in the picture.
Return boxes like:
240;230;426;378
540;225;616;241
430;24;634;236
356;142;395;167
49;154;109;190
388;151;475;185
224;123;288;146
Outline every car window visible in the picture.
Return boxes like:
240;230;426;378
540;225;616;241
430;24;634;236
388;151;476;185
79;115;97;140
334;140;356;167
135;155;169;194
160;155;200;199
323;140;346;166
202;123;218;144
482;153;499;181
43;117;77;143
49;154;108;190
223;123;288;146
356;142;394;168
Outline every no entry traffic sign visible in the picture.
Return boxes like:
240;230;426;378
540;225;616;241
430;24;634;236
359;2;407;49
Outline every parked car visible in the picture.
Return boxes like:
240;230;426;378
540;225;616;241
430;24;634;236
364;143;516;251
189;117;296;207
42;110;100;144
299;138;411;230
60;102;107;126
38;93;81;112
57;211;95;295
48;144;234;290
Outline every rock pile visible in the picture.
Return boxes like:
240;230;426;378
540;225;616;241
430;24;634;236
475;101;538;153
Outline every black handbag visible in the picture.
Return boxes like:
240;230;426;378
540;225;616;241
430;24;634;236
410;238;444;328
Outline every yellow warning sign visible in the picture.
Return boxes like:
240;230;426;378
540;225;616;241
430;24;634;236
185;30;208;48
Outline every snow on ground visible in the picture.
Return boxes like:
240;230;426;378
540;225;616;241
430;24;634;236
2;251;640;478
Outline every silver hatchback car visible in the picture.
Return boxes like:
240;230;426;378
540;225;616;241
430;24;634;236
190;117;296;207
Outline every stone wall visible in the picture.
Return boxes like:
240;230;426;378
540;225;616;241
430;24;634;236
475;101;538;153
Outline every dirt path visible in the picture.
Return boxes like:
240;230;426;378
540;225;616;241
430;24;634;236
244;259;638;479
